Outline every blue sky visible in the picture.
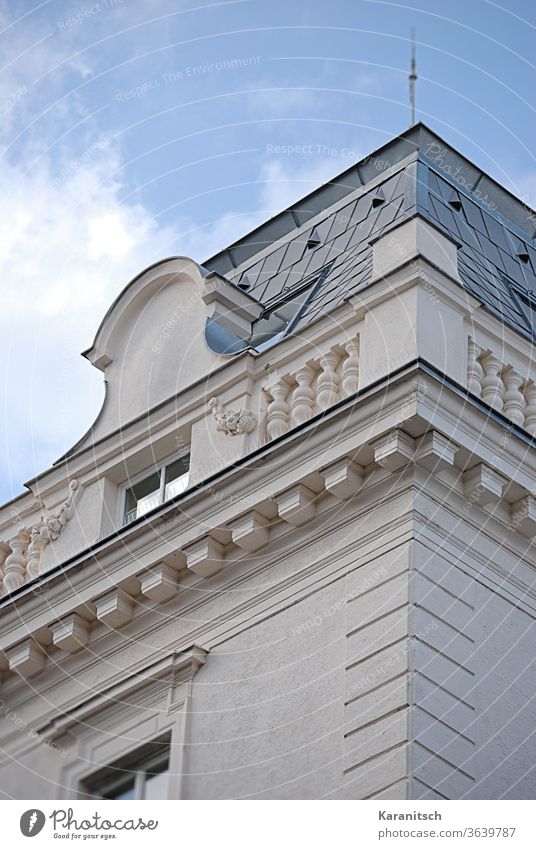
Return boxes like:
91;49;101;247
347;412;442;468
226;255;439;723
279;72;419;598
0;0;535;502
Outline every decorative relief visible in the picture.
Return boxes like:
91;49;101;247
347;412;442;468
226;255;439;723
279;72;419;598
0;480;80;595
467;339;535;436
208;398;257;436
263;335;360;441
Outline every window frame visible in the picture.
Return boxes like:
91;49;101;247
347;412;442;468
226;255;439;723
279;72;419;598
250;261;333;352
509;280;536;340
82;738;171;801
118;447;190;527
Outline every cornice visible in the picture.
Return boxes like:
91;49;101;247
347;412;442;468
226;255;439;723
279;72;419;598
2;361;536;689
3;359;536;615
2;505;415;717
0;360;420;612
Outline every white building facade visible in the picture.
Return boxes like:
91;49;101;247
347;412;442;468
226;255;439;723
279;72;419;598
0;124;535;800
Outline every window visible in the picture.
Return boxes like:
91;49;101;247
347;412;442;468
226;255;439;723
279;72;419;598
122;453;190;525
510;281;536;338
250;262;333;351
83;741;170;800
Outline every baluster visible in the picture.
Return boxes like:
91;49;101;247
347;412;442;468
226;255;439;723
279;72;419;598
467;337;484;397
341;337;360;397
502;367;525;426
265;379;290;440
0;544;8;596
290;365;316;426
2;530;29;594
524;382;536;436
480;353;504;412
316;351;341;411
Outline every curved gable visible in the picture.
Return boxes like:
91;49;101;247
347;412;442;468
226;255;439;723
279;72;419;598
79;256;222;446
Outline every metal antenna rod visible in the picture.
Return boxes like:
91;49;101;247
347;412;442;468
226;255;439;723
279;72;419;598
409;28;417;125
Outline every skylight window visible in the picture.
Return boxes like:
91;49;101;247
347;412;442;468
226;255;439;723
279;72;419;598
510;281;536;337
249;262;333;350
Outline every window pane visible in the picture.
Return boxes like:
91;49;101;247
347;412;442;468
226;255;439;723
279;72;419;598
123;471;161;522
130;471;161;500
164;475;189;501
164;456;190;501
144;767;169;800
106;781;135;800
135;490;161;518
85;742;170;801
165;456;190;484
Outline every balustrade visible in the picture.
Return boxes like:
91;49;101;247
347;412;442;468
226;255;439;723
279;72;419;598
467;339;536;436
264;336;360;440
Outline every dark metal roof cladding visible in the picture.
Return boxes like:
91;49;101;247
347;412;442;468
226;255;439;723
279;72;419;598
202;123;536;346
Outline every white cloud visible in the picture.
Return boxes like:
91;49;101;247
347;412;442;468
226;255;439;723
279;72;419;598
0;145;181;500
0;144;290;500
0;144;351;501
87;211;137;260
0;0;365;501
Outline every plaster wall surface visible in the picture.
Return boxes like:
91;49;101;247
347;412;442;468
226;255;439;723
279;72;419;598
411;506;536;801
1;134;536;803
0;465;535;800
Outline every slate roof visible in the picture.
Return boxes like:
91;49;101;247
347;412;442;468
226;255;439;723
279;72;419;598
203;123;536;350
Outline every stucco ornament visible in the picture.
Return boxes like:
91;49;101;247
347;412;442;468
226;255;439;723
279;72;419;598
0;481;82;592
208;398;257;436
26;480;80;580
